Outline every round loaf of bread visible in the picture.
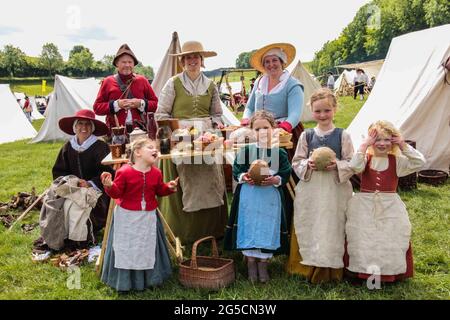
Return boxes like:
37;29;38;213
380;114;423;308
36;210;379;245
311;147;336;171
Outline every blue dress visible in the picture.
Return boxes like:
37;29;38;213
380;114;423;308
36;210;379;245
223;144;291;254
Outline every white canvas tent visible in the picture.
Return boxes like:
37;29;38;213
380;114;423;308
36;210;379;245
29;97;45;120
334;69;355;92
43;92;53;117
290;60;322;122
335;68;375;96
31;75;104;143
347;24;450;173
152;32;183;98
14;92;45;120
152;31;240;127
14;92;25;100
0;85;37;144
336;59;384;78
335;69;363;96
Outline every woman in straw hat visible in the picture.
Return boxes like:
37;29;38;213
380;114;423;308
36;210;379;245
155;41;227;243
241;44;304;279
94;44;158;134
35;110;114;251
242;43;304;161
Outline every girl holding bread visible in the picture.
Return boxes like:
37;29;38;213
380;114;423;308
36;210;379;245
224;110;291;284
287;88;355;283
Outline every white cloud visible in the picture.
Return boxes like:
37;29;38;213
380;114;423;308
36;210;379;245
0;26;22;36
64;26;118;42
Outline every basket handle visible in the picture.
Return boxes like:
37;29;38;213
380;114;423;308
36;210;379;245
190;236;219;269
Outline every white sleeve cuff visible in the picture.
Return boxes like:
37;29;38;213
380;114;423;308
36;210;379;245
113;100;120;113
238;173;246;184
138;99;146;112
274;175;282;188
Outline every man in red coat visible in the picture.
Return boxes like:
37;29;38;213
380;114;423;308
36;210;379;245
94;44;158;134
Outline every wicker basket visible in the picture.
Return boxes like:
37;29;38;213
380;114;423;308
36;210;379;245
418;170;448;186
179;236;235;290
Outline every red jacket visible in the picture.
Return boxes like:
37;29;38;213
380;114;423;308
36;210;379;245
23;100;30;111
93;74;158;131
105;164;174;211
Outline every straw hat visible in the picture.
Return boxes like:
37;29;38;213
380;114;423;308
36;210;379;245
113;43;139;66
170;41;217;58
59;109;109;136
250;43;296;73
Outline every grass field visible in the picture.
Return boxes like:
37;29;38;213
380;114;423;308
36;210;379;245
0;96;448;300
9;83;54;96
0;78;54;96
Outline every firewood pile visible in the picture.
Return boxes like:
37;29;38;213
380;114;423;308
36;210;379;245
50;249;90;270
0;188;42;212
0;214;16;228
0;188;43;228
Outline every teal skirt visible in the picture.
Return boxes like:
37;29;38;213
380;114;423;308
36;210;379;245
100;213;172;291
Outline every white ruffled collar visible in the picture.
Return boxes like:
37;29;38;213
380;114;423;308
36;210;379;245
257;70;290;95
70;134;98;152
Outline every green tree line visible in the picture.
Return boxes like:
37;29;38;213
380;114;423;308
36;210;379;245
0;43;154;79
235;50;257;69
310;0;450;76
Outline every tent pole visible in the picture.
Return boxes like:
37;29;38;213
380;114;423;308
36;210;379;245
171;31;180;76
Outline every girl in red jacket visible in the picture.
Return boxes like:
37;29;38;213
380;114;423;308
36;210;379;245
100;137;178;291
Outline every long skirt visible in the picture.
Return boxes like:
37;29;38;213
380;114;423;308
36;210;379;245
90;193;110;231
286;223;344;283
345;192;413;282
100;214;172;291
158;159;228;244
344;243;414;282
284;121;304;232
286;171;352;283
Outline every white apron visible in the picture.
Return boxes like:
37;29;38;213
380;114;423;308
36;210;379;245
112;206;157;270
294;171;353;268
345;192;411;275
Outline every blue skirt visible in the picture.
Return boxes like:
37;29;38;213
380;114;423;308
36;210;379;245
100;213;172;291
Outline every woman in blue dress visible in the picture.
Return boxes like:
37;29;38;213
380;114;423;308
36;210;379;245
241;43;304;242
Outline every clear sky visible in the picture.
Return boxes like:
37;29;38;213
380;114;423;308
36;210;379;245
0;0;372;72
